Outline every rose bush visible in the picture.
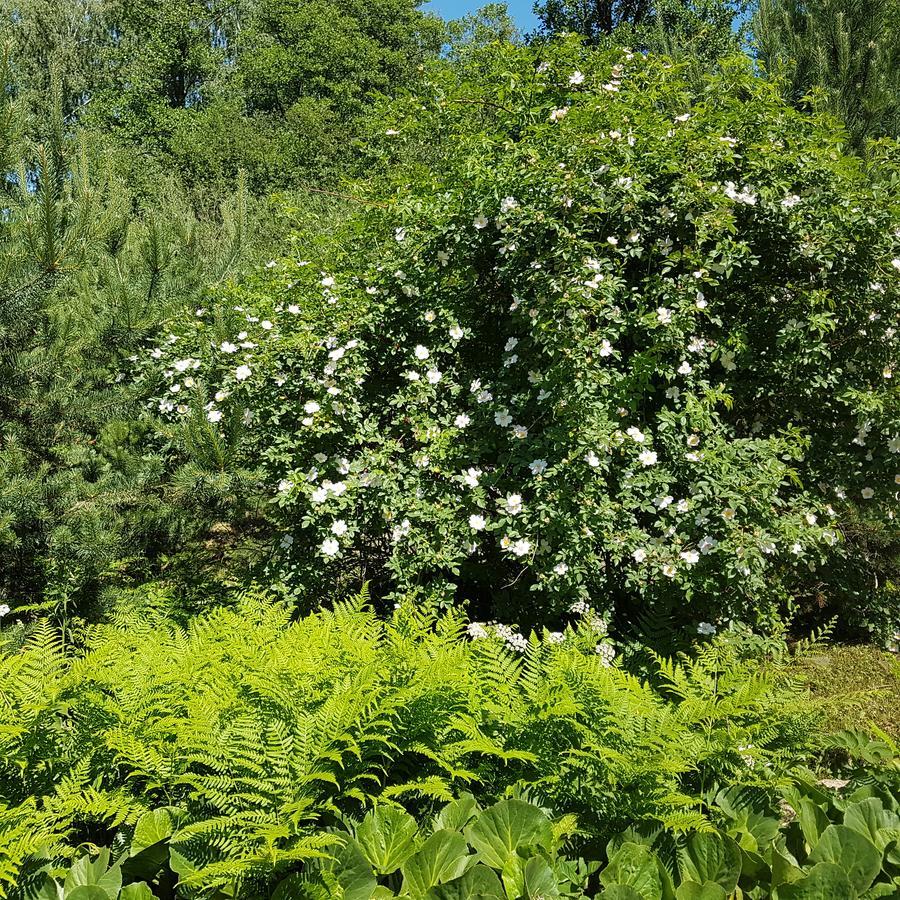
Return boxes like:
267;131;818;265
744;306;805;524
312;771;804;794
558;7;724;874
133;40;900;636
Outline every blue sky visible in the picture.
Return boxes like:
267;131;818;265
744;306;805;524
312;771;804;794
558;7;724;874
424;0;541;32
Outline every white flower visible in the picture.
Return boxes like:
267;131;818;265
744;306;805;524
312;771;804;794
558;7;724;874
626;426;645;443
304;401;320;415
454;413;471;429
220;341;238;354
722;507;737;521
321;276;335;288
449;325;464;341
512;425;528;439
861;487;874;499
329;481;346;496
549;106;569;122
687;434;700;447
311;487;329;504
662;563;677;578
529;459;548;475
657;306;673;325
426;370;442;384
888;436;900;453
207;409;223;423
674;112;691;122
321;537;340;557
394;227;406;242
329;347;346;361
495;410;513;427
680;550;699;565
278;479;292;494
596;643;616;666
235;365;252;381
677;361;693;375
720;350;737;371
424;310;436;322
599;340;613;357
666;386;681;399
0;604;9;617
331;520;348;536
414;345;430;360
892;258;900;272
437;250;450;266
261;320;273;330
553;562;569;575
585;450;600;468
632;548;647;563
655;495;674;509
781;194;801;208
469;514;487;531
467;622;489;639
404;370;420;381
473;215;489;230
607;236;619;246
547;631;566;644
288;304;300;314
569;70;585;85
512;538;531;557
699;535;718;554
638;450;658;466
500;196;519;212
697;622;717;636
504;493;523;515
464;468;482;488
505;337;519;352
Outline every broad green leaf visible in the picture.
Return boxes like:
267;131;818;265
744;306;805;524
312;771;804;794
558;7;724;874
600;843;663;900
678;833;741;893
601;887;644;900
334;838;378;900
501;852;526;899
808;824;881;895
435;794;479;833
776;862;853;899
132;809;175;854
524;856;560;898
797;800;830;848
401;830;469;897
65;889;110;900
466;800;553;870
356;806;419;875
33;877;62;900
674;882;727;900
64;850;121;899
844;799;900;851
425;864;505;900
771;848;804;887
120;885;155;900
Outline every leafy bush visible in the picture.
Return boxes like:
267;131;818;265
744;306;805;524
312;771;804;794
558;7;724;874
0;593;821;894
136;39;900;635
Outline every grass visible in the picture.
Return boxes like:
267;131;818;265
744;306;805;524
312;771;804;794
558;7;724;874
800;644;900;741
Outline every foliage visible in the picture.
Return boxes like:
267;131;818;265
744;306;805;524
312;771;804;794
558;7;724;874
138;39;900;635
754;0;900;152
0;591;824;894
534;0;751;68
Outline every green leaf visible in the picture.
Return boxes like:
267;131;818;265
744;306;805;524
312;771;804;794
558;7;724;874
65;889;110;900
425;864;505;900
808;825;882;895
401;830;469;897
844;799;900;851
120;885;155;900
466;800;553;870
501;852;525;899
678;832;741;892
674;883;727;900
601;888;644;900
435;794;479;833
132;808;175;854
797;799;830;847
63;851;121;899
356;806;419;875
334;838;378;900
776;862;853;899
600;843;663;900
524;856;560;898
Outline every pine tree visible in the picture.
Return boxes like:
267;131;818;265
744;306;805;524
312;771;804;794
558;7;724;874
754;0;900;150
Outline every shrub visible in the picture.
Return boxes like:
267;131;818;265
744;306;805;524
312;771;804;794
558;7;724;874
0;593;820;894
135;39;900;634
